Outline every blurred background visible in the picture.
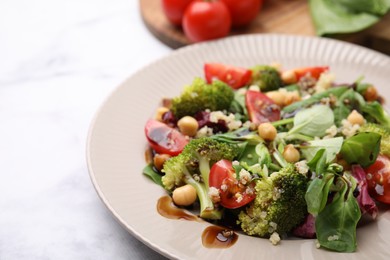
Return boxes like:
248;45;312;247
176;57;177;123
0;0;388;259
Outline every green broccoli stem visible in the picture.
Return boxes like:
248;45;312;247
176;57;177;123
198;157;211;188
183;167;222;220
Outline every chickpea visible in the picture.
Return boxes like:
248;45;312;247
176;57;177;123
347;110;364;126
172;184;197;206
266;91;285;107
177;116;199;137
155;107;169;122
364;86;378;102
281;70;297;84
284;91;301;106
283;144;300;163
153;153;171;171
258;122;277;141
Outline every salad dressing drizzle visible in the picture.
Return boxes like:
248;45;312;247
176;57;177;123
201;226;238;248
157;196;199;221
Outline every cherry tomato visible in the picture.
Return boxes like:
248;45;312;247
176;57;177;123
365;155;390;204
161;0;193;26
209;159;256;209
245;90;280;124
144;119;188;156
292;66;329;80
220;0;262;27
204;63;252;89
183;0;231;43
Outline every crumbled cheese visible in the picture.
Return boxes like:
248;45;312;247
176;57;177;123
190;92;199;98
208;111;242;131
327;235;340;241
248;85;260;92
239;169;252;185
245;186;254;195
232;160;240;166
260;211;267;219
341;119;360;138
220;184;228;192
314;72;335;93
315;240;321;249
324;125;338;139
196;126;214;138
235;192;243;203
269;232;281;245
208;187;221;203
295;160;309;175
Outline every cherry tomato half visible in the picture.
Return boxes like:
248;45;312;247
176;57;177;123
209;159;256;209
245;90;280;124
221;0;262;27
292;66;329;81
365;155;390;204
144;119;188;156
183;0;231;43
161;0;193;26
204;63;252;89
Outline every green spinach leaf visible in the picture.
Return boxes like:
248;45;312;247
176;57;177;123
143;164;163;187
309;0;384;36
300;137;344;163
340;132;381;167
315;178;361;252
289;105;334;137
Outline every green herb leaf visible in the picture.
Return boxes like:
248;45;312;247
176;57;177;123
340;132;381;167
315;178;361;252
305;173;335;215
307;149;327;175
300;137;344;163
143;164;163;187
362;101;390;128
289;105;334;137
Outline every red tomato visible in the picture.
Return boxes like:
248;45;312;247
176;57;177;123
204;63;252;89
161;0;193;26
245;90;280;124
220;0;262;27
365;155;390;204
182;1;231;43
209;159;256;209
144;119;188;156
292;66;329;80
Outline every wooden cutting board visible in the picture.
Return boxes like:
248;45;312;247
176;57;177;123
140;0;390;55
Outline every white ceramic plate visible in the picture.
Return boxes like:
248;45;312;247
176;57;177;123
87;34;390;260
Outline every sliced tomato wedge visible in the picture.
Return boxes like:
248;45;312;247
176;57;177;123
364;155;390;204
144;119;188;156
209;159;256;209
245;90;280;124
292;66;329;81
204;63;252;89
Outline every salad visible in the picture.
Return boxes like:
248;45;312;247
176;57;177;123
143;62;390;252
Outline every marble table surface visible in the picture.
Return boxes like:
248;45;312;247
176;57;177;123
0;0;170;259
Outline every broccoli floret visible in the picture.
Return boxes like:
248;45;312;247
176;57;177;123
238;164;308;237
171;78;234;119
359;123;390;157
162;137;238;219
250;65;284;92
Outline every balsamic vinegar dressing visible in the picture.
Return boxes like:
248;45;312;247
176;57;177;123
157;196;199;221
201;226;238;248
157;196;238;248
